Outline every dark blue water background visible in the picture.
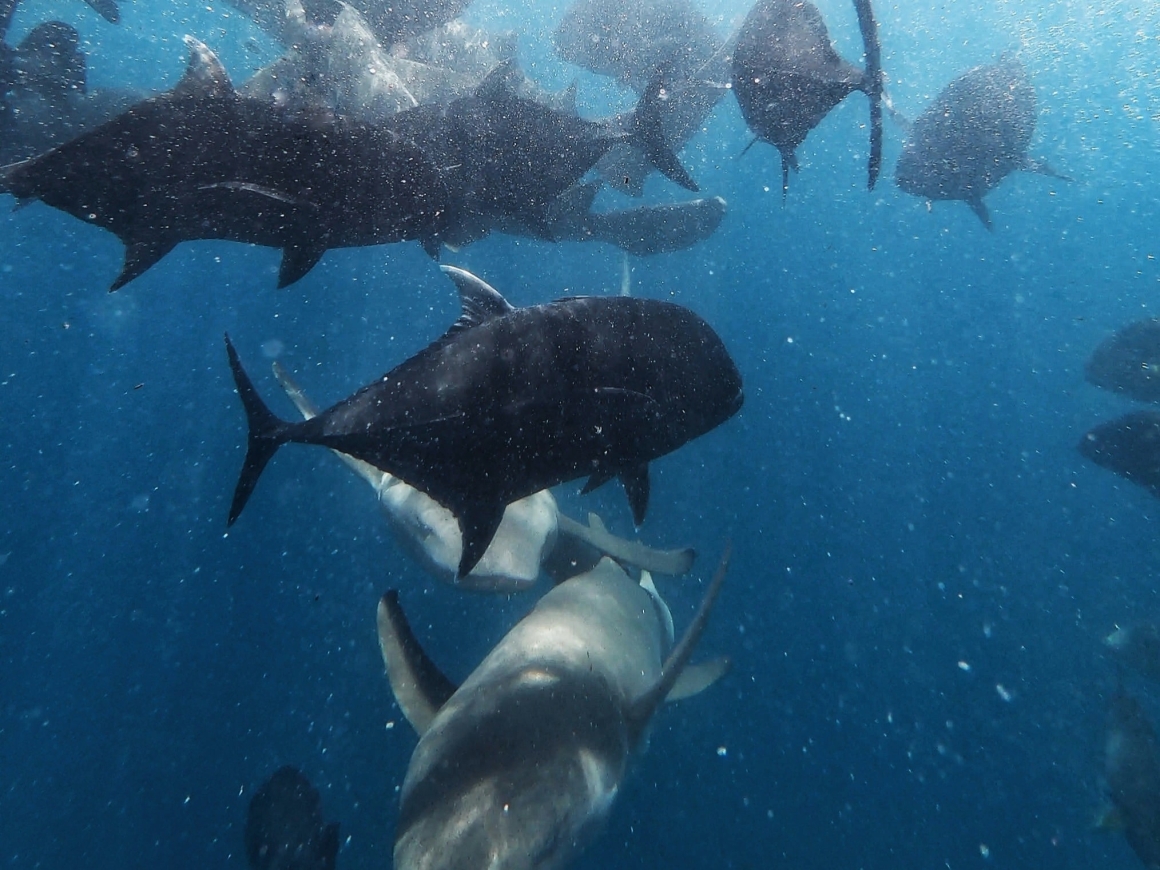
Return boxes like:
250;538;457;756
3;0;1159;867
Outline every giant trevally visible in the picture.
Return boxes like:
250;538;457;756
1101;690;1160;870
894;57;1063;228
1078;411;1160;498
1085;319;1160;404
245;766;339;870
226;266;742;577
377;550;731;870
731;0;883;195
0;36;450;289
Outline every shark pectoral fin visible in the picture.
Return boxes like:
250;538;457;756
620;463;650;526
634;77;699;192
967;196;992;230
455;500;506;579
627;542;731;746
665;656;731;702
271;361;390;491
555;511;696;576
376;590;458;736
111;237;178;291
278;244;327;288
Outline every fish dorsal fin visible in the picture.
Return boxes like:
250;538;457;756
627;542;731;746
474;58;519;102
176;35;233;100
439;265;516;335
377;591;458;736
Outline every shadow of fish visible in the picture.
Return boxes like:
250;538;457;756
246;766;339;870
1085;319;1160;404
731;0;883;195
225;266;742;578
0;36;450;289
1078;410;1160;498
893;57;1065;229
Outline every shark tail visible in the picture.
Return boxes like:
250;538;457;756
633;79;699;193
225;334;292;526
852;0;883;189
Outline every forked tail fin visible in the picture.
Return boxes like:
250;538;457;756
633;78;699;192
225;334;291;525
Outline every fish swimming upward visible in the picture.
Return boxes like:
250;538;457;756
226;266;742;577
0;36;450;290
731;0;883;195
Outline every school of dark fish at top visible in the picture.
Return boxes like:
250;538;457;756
5;0;1128;868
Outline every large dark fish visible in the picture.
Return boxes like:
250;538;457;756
1102;690;1160;870
731;0;883;195
0;0;117;35
0;37;450;290
552;0;727;195
1107;624;1160;684
894;57;1062;229
246;766;339;870
1078;411;1160;498
225;0;467;50
226;266;743;577
385;62;699;246
1086;320;1160;404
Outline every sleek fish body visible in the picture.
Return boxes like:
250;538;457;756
377;550;730;870
731;0;883;194
1086;320;1160;404
245;766;339;870
226;266;742;577
894;58;1061;228
1103;690;1160;870
1107;625;1160;684
553;0;728;195
272;360;695;590
1;37;449;289
1078;411;1160;498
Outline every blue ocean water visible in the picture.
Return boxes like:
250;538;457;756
3;0;1160;867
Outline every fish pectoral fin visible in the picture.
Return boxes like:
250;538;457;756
967;196;992;230
620;463;650;526
377;591;458;736
198;181;304;207
455;500;507;579
278;243;327;289
111;237;178;291
666;656;731;702
1023;157;1072;182
581;466;617;495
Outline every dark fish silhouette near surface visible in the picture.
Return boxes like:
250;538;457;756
894;57;1063;228
226;266;743;577
1086;320;1160;404
246;766;339;870
226;0;468;49
1078;411;1160;498
0;37;450;289
731;0;883;195
1101;690;1160;870
384;62;699;247
553;0;728;195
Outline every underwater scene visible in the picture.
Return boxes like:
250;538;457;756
3;0;1160;867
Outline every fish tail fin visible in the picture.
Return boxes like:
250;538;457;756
852;0;883;189
633;79;699;192
225;334;290;525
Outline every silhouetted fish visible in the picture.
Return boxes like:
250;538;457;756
0;37;450;289
731;0;883;195
553;0;727;194
1102;690;1160;870
226;266;742;577
894;57;1063;228
226;0;467;49
1086;320;1160;404
246;766;339;870
1078;411;1160;497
